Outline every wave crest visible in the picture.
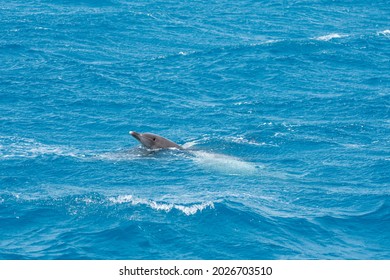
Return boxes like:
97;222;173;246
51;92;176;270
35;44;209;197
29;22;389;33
109;195;214;216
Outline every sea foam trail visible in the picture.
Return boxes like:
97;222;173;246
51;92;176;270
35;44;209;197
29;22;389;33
189;150;259;176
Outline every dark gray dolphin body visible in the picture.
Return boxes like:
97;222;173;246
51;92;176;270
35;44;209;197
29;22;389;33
130;131;183;150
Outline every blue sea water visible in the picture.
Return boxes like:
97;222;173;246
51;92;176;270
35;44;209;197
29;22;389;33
1;0;389;260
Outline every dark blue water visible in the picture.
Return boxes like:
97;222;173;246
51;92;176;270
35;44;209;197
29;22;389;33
1;0;389;259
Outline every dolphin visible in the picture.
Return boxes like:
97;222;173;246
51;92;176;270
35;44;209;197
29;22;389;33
128;131;261;175
129;131;183;150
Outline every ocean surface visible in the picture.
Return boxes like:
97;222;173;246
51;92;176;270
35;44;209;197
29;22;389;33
1;0;389;260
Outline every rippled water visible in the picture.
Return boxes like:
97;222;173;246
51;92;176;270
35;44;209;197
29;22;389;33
1;0;389;259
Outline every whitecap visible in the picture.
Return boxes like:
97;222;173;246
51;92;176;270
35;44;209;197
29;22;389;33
109;195;143;205
377;30;390;37
263;39;283;45
314;33;347;41
342;143;363;149
108;195;214;216
34;26;50;30
178;51;195;56
174;202;215;216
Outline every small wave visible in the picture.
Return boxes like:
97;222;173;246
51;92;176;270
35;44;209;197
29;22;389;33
314;33;347;41
109;195;214;216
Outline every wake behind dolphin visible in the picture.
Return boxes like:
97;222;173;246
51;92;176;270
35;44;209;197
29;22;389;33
189;150;259;175
129;131;260;175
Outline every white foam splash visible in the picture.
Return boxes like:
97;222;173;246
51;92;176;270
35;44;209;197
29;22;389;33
190;150;259;175
182;141;199;149
109;195;214;216
314;33;347;41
